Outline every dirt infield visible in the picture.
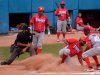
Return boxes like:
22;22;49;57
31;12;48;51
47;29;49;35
0;32;100;75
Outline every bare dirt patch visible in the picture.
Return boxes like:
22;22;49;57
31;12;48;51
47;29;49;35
0;32;100;75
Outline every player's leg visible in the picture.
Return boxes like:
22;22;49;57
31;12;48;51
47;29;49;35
27;45;36;56
57;20;62;42
62;20;67;41
76;24;84;31
92;56;100;70
1;47;21;65
83;57;93;71
36;32;45;54
33;32;38;54
82;47;100;71
59;46;70;64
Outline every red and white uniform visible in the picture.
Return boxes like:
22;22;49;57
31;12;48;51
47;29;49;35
59;38;83;64
30;14;49;32
85;33;100;48
75;16;85;30
55;8;70;33
30;14;49;54
82;33;100;58
75;17;84;26
55;8;69;20
67;39;83;57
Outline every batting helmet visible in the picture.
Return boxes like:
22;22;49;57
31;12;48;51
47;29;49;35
38;6;44;12
60;1;65;5
84;26;90;32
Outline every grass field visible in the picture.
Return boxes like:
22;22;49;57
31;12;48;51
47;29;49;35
0;43;63;60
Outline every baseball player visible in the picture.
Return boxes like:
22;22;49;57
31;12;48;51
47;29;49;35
30;6;49;54
55;1;70;42
0;25;34;65
59;37;86;65
75;12;85;31
82;26;100;72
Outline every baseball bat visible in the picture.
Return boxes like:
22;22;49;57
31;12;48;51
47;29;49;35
47;20;52;36
47;27;51;36
55;2;59;8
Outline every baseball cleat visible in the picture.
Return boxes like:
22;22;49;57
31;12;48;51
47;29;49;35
96;64;100;70
62;38;65;41
85;68;94;72
57;39;60;42
97;67;100;70
0;61;8;65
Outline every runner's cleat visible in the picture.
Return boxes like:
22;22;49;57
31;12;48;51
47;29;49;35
96;64;100;70
57;39;60;42
86;68;94;72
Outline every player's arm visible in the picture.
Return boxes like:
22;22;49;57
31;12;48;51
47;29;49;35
15;34;31;47
30;16;35;31
54;8;61;16
84;41;92;52
66;9;70;19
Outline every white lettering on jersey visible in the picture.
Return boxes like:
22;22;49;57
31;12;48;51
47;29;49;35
36;18;45;23
59;11;66;14
80;19;83;22
73;45;80;53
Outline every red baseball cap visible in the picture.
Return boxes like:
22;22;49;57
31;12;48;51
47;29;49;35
38;6;44;12
84;26;90;32
60;1;65;5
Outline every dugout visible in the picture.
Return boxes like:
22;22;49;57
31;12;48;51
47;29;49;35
79;10;100;28
9;13;30;31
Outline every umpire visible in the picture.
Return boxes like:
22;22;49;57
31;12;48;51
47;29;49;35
1;25;34;65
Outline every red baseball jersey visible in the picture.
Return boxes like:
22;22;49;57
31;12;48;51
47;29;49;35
55;8;69;21
75;17;84;26
65;38;83;58
30;14;49;32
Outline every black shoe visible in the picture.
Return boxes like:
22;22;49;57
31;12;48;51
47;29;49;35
0;61;8;65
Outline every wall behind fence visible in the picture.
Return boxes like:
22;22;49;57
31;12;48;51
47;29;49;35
0;0;9;33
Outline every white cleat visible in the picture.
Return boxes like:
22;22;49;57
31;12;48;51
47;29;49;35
57;39;60;42
86;68;94;72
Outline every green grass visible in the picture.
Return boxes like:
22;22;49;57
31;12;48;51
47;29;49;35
0;43;63;60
